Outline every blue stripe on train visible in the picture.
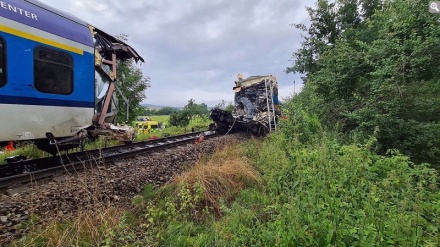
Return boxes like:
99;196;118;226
0;95;94;108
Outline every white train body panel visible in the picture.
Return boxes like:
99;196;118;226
0;104;94;141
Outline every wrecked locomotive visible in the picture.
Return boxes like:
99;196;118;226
210;74;280;136
0;0;144;154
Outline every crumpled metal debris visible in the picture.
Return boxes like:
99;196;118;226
210;74;280;136
101;123;135;142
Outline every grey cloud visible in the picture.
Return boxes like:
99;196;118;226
40;0;314;106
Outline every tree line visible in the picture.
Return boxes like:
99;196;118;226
288;0;440;166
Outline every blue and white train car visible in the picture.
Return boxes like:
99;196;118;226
0;0;143;154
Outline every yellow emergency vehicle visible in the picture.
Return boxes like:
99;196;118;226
135;116;160;134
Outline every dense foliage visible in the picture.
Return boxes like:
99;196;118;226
288;0;440;166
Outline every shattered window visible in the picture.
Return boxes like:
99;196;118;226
34;47;73;94
0;37;5;87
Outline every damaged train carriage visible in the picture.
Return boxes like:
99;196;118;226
0;0;144;154
210;74;280;136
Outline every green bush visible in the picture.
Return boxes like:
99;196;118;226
279;101;323;145
287;0;440;166
216;132;439;246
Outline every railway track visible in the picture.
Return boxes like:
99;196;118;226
0;131;216;190
0;132;248;244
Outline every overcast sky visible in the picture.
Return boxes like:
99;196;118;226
39;0;315;107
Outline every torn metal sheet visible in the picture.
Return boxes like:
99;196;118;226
91;26;144;63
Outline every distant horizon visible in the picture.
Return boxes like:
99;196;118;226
141;101;225;109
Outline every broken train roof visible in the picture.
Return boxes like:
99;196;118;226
235;74;278;89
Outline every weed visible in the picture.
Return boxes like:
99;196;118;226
12;119;439;246
137;143;262;246
0;145;47;164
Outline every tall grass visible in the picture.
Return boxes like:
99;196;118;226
205;107;440;246
15;208;122;247
135;108;439;246
13;108;439;246
172;146;262;215
135;142;262;246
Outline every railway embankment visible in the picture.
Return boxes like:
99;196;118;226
0;133;249;245
4;127;440;246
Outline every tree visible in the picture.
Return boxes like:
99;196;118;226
225;104;234;112
359;0;382;19
114;34;151;123
215;100;235;112
287;0;440;165
168;99;210;128
286;0;340;82
169;110;191;127
183;98;209;119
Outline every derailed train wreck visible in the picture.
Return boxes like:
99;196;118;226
210;74;280;136
0;0;144;155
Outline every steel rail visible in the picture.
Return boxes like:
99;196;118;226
0;131;209;176
0;131;217;189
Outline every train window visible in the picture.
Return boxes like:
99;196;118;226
0;38;5;87
34;47;73;94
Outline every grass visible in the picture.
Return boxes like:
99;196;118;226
11;107;440;246
0;144;48;164
14;208;123;247
148;115;169;123
135;130;439;246
11;131;440;246
167;143;262;215
135;139;263;246
134;115;212;141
